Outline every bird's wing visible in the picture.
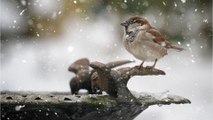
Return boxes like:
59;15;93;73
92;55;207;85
146;28;171;47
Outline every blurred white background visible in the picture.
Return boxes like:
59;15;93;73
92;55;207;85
1;0;212;120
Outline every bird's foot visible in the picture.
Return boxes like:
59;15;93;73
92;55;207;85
138;61;144;69
138;66;144;69
145;59;157;69
145;66;155;69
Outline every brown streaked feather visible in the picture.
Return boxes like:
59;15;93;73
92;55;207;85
146;28;171;47
130;16;150;26
131;16;142;21
147;28;184;51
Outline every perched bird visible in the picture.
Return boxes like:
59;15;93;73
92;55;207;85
120;16;183;68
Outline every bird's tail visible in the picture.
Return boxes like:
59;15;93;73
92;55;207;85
170;45;184;51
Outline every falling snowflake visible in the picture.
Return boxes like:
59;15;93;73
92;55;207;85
181;0;186;3
54;112;58;116
15;105;25;111
121;3;127;9
67;46;74;52
188;24;192;30
2;81;6;84
186;44;190;47
22;59;27;63
37;23;43;29
114;43;118;47
28;19;34;25
159;12;163;16
174;2;177;7
201;10;204;13
203;19;208;23
21;0;27;6
191;59;195;63
162;1;166;6
20;9;27;16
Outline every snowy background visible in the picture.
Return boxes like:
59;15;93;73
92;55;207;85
1;0;212;120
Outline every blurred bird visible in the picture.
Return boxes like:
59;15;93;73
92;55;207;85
120;16;183;68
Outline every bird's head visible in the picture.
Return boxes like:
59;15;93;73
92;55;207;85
120;16;151;30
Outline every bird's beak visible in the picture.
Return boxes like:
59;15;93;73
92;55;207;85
120;21;128;27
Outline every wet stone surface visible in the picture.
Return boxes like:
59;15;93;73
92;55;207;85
1;91;190;120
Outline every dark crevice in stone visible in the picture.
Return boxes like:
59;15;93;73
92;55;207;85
35;97;42;100
64;97;71;101
6;96;13;100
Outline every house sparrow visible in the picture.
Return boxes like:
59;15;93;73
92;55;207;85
120;16;183;68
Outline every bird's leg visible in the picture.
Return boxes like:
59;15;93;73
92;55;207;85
139;61;144;69
146;59;158;69
152;59;158;68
